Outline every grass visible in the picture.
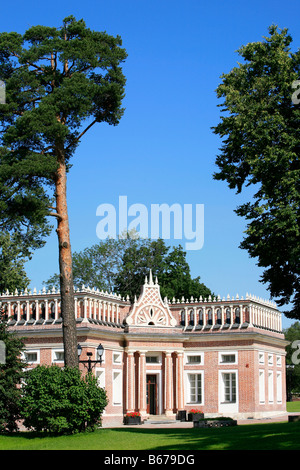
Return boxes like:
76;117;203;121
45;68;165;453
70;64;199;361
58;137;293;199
0;403;299;451
287;401;300;412
0;421;300;450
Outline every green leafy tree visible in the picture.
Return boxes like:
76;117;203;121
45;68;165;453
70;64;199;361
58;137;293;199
115;239;214;301
0;313;25;432
160;245;213;301
45;236;213;302
0;16;127;367
0;231;30;292
284;322;300;394
20;365;108;433
212;25;300;319
0;228;48;293
115;238;169;300
44;231;139;292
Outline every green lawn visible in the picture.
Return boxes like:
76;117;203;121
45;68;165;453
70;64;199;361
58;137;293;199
287;401;300;412
0;421;300;450
0;403;299;451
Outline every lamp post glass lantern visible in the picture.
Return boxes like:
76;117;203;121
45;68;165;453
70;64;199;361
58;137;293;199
78;343;104;372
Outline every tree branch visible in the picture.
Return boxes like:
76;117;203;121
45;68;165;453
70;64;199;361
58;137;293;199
66;119;98;150
49;212;62;220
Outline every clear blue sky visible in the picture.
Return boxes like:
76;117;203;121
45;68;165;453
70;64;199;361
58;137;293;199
1;0;299;329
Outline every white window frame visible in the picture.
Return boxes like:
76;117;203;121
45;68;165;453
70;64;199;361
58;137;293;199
184;351;204;365
276;372;282;403
52;348;64;363
185;371;204;405
276;355;282;367
22;349;40;364
218;351;238;365
258;351;265;365
112;369;122;406
145;352;162;364
95;367;105;389
259;370;265;404
112;351;122;365
268;371;274;403
220;371;237;403
268;354;273;366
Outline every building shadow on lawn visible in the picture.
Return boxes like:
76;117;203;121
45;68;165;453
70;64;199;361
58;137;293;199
111;422;300;451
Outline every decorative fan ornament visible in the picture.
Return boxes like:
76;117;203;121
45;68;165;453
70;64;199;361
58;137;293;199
136;306;167;326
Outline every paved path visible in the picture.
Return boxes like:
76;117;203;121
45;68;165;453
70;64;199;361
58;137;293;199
103;412;299;428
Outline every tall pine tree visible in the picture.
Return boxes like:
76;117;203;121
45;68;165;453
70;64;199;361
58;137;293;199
0;16;127;367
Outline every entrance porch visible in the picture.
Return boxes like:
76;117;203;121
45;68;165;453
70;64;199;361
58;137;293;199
125;350;184;419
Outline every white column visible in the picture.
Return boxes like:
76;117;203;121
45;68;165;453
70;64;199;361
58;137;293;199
26;300;30;322
17;301;21;322
126;351;135;412
138;352;147;415
164;352;173;416
83;297;88;321
35;300;39;321
175;352;184;410
55;298;58;320
230;306;233;325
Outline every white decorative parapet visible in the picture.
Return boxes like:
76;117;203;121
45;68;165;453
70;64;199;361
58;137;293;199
0;286;130;325
168;293;282;333
0;285;282;333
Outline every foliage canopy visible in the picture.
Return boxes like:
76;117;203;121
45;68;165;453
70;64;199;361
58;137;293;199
0;15;127;366
213;25;300;319
20;365;108;433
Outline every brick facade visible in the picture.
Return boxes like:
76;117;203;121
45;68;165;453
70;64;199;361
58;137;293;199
2;270;288;426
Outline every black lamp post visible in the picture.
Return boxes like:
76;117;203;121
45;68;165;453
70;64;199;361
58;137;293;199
77;343;104;373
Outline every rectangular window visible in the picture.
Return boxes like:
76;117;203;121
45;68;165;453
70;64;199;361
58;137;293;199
113;352;121;364
95;368;105;389
188;373;202;403
112;371;122;406
220;354;236;364
258;352;265;365
187;355;202;364
219;351;237;364
146;356;159;363
268;354;273;366
276;372;282;403
26;352;38;363
276;355;282;367
259;370;265;403
268;371;274;403
52;350;64;362
24;350;40;364
222;373;236;403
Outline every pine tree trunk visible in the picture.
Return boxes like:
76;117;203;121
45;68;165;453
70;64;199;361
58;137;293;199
55;149;78;368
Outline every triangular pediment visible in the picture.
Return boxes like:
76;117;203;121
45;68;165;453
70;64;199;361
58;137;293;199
125;270;177;327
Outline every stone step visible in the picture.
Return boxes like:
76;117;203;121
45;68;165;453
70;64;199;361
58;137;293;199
145;415;177;424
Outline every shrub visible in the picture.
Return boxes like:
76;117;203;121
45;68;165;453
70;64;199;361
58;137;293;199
20;365;108;434
0;314;25;433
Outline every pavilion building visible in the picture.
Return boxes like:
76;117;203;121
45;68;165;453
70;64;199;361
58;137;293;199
2;270;288;426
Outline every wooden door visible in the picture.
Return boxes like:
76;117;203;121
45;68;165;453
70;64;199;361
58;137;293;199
146;375;157;414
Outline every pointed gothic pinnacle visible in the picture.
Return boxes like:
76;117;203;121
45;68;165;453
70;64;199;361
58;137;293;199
149;269;153;285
